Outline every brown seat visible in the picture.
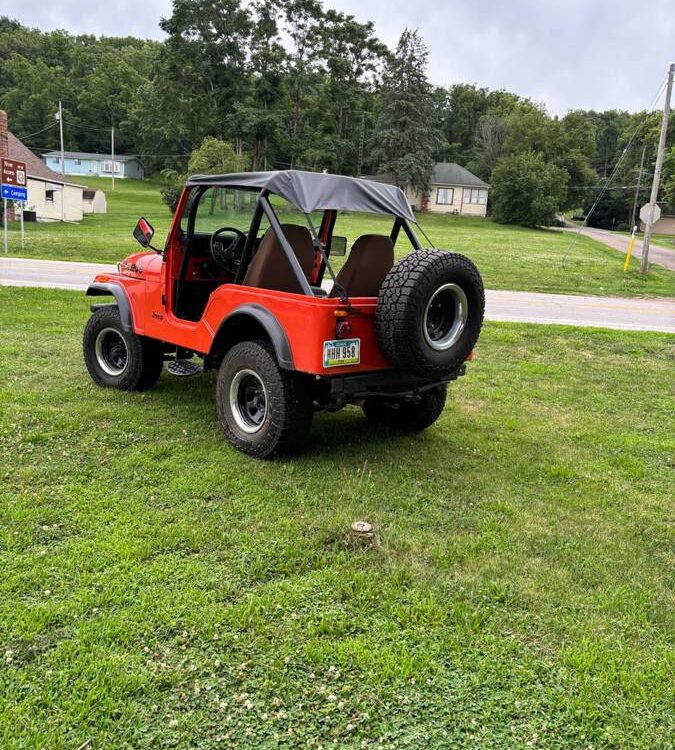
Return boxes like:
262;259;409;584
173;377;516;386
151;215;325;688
243;224;315;294
330;234;394;298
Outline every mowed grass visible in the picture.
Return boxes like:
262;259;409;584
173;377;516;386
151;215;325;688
5;176;675;297
608;229;675;252
1;286;673;749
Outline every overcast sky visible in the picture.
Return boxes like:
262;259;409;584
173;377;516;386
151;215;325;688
9;0;675;115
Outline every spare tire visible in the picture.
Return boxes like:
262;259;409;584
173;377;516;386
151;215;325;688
375;250;484;378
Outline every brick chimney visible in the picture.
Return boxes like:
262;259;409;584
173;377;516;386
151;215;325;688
0;109;16;223
0;110;7;159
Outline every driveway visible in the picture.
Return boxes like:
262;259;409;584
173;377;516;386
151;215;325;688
1;256;674;333
565;224;675;272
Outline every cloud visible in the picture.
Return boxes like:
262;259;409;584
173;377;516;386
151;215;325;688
8;0;675;115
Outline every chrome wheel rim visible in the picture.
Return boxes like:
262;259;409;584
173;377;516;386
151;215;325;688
423;283;468;351
229;368;267;434
94;327;129;376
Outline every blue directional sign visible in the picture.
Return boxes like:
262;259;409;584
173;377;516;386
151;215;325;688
1;184;27;201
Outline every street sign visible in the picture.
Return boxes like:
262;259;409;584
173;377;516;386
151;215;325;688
639;202;661;225
1;157;27;188
2;157;29;254
1;157;28;201
1;184;27;201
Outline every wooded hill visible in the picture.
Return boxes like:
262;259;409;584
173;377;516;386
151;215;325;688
1;4;673;228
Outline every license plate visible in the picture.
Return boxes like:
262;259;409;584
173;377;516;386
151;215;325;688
323;338;360;368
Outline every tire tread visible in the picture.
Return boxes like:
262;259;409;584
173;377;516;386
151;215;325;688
376;250;484;377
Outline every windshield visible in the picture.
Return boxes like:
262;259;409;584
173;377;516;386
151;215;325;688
182;187;268;236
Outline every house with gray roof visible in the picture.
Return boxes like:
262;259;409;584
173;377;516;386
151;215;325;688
42;151;144;180
363;162;489;217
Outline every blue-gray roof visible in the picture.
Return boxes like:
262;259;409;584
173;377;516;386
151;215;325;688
43;151;142;163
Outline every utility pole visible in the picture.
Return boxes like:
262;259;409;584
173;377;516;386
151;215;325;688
640;63;674;273
629;144;646;231
57;100;65;222
111;124;115;192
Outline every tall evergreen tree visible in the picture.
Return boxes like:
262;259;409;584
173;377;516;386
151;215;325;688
369;28;439;199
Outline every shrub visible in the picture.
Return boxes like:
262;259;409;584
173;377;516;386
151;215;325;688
490;151;569;227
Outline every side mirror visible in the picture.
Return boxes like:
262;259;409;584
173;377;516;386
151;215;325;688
330;236;347;256
133;217;155;249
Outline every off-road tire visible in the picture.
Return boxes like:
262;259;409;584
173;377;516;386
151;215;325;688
376;250;484;378
362;386;447;432
83;306;164;391
216;340;313;459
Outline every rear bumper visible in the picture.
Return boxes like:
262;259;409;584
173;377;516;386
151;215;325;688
327;365;465;401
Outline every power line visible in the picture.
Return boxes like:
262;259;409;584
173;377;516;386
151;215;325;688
13;122;56;140
62;114;110;132
561;73;670;267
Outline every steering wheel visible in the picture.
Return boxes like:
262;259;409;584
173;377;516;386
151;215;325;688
210;226;247;273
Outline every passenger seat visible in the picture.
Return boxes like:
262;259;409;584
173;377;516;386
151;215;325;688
330;234;394;298
243;224;315;294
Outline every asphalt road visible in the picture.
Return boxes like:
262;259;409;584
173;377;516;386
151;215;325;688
565;224;675;272
1;256;674;333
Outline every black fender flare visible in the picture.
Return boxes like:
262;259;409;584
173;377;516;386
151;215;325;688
210;303;294;370
86;282;133;332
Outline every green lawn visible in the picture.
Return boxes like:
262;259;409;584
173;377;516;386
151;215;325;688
4;176;675;297
1;286;673;749
608;229;675;252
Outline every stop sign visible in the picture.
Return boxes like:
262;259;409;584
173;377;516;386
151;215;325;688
639;203;662;225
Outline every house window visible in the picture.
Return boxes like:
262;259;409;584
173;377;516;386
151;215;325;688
74;159;81;165
436;187;454;205
464;188;488;205
102;161;121;174
45;190;55;202
53;157;60;164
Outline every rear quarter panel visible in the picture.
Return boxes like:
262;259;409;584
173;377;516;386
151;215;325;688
202;287;392;375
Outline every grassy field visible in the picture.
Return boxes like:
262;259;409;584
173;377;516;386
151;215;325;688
1;286;673;749
608;229;675;252
4;176;674;297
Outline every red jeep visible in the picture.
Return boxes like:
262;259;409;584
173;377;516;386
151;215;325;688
83;171;484;458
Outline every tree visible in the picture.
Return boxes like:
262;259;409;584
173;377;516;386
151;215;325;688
160;137;249;212
369;29;440;199
663;145;675;208
490;151;569;227
187;136;249;174
227;1;287;170
467;114;508;179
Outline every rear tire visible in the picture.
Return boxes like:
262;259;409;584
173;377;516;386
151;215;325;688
362;386;447;432
216;340;313;459
83;306;163;391
376;250;484;378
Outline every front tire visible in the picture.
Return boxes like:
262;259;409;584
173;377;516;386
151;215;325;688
362;386;447;432
83;306;163;391
216;340;313;458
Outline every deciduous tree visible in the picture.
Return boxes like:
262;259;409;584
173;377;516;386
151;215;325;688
491;151;569;227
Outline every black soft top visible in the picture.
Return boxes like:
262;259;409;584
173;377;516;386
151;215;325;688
184;169;415;222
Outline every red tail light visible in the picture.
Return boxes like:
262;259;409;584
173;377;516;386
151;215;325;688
336;319;352;339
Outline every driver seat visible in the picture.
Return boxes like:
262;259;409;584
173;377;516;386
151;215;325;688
243;224;315;294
